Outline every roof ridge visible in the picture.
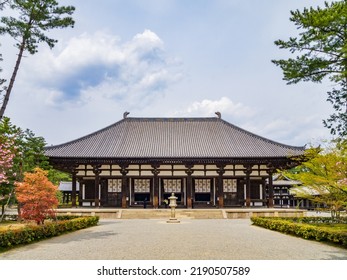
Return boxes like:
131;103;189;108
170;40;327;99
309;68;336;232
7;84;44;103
125;117;219;121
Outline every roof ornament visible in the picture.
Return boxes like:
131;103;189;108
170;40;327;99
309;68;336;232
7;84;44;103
215;111;221;119
123;111;130;119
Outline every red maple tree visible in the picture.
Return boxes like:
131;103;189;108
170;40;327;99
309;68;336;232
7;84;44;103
15;168;58;225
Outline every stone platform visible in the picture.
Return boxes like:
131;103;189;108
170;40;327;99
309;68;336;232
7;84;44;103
56;208;306;219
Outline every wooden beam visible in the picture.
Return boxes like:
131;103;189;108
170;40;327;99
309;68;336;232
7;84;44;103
185;164;194;208
93;165;101;207
151;164;160;208
120;164;129;208
267;170;274;208
217;164;225;208
71;170;77;207
244;165;252;207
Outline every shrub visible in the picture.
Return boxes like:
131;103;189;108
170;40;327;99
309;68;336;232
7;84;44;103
251;217;347;248
0;216;99;249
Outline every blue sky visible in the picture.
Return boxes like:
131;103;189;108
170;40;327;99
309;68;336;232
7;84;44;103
1;0;334;146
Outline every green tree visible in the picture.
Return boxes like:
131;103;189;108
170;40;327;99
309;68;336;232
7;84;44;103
272;1;347;139
286;143;347;218
0;117;70;216
47;169;70;186
0;117;48;216
0;0;75;119
0;117;49;179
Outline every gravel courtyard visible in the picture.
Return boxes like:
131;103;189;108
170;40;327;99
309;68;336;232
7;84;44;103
0;219;346;260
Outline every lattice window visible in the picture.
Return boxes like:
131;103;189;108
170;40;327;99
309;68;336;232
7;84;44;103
223;179;237;193
163;179;182;193
108;179;122;193
194;179;211;193
134;179;151;193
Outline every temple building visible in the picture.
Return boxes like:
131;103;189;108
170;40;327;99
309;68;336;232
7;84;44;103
45;113;305;208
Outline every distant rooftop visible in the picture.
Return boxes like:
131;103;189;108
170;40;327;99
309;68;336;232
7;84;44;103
45;117;305;159
58;181;80;191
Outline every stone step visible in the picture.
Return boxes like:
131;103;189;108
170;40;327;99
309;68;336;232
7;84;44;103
120;209;224;219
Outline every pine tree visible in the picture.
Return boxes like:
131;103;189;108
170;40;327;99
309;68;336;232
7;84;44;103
272;1;347;139
0;0;75;119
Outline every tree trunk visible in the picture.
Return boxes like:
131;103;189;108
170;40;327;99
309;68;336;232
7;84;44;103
0;38;26;120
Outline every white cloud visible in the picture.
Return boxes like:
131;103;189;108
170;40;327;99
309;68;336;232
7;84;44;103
174;97;331;146
243;113;332;147
22;29;182;108
180;97;255;118
2;0;334;148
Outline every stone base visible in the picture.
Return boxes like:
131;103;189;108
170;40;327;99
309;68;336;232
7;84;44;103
167;218;180;223
225;208;306;219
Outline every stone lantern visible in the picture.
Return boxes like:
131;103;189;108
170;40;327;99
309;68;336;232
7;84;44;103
167;192;180;223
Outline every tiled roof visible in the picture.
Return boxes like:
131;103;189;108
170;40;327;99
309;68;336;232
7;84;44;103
44;117;305;159
270;174;302;186
59;181;80;191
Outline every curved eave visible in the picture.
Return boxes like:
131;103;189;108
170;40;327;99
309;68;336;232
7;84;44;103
48;155;302;167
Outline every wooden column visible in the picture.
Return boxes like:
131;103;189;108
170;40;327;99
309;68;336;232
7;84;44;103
93;164;101;207
151;163;160;209
71;170;77;207
262;178;267;207
120;164;129;208
185;164;194;208
267;168;274;208
100;179;107;206
78;179;83;206
217;164;225;208
244;165;252;207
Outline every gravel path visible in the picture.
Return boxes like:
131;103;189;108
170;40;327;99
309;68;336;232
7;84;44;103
0;219;346;260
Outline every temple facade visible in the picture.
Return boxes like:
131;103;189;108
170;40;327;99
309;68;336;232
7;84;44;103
45;114;305;208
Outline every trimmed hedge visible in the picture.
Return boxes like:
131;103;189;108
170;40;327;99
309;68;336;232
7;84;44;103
251;217;347;248
285;216;347;224
0;216;99;249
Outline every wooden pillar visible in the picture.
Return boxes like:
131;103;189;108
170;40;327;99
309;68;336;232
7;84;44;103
185;164;194;208
71;170;77;207
78;179;83;206
217;164;225;208
262;178;266;207
120;164;129;208
100;179;107;206
244;165;252;207
151;163;160;209
93;165;101;207
267;167;274;208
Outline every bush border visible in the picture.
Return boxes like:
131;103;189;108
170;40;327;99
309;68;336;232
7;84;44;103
0;215;99;249
251;217;347;248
